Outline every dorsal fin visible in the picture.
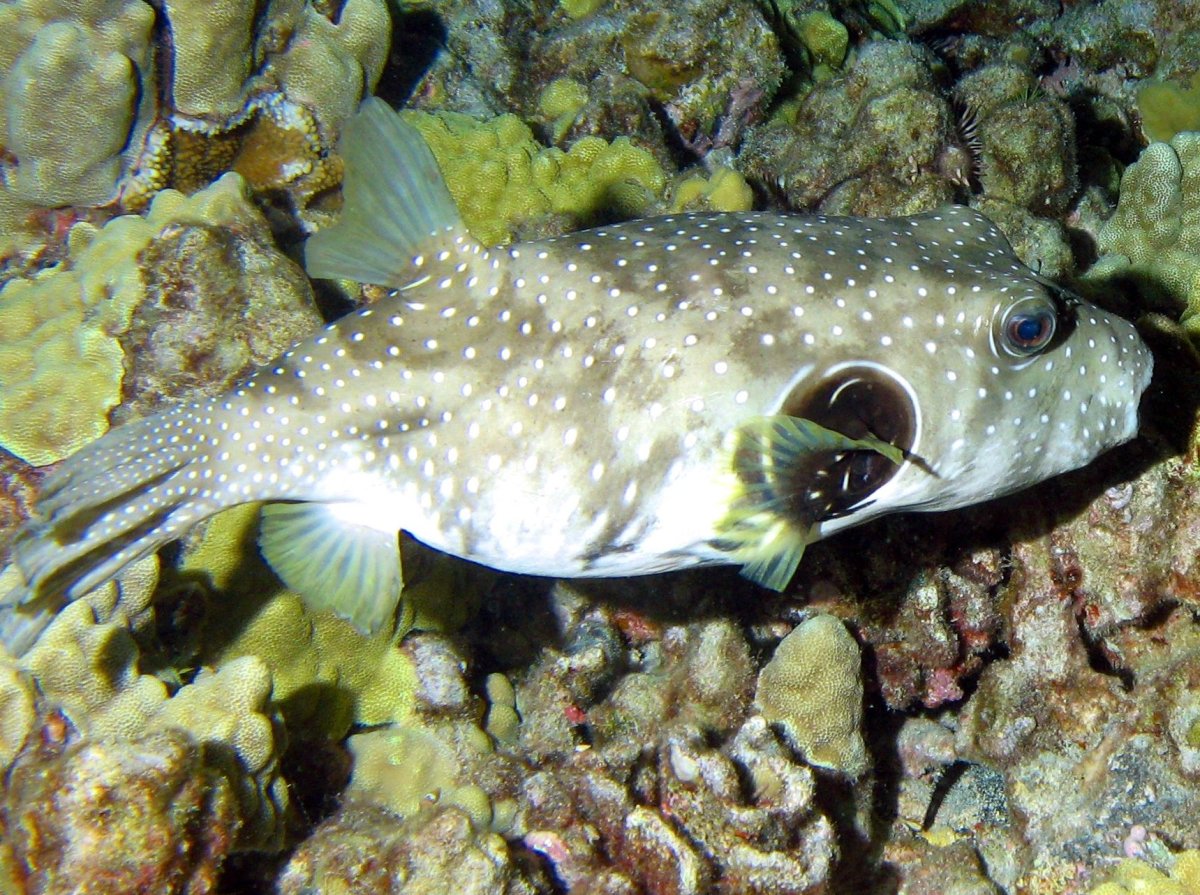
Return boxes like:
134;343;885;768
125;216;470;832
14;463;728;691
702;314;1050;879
305;97;479;288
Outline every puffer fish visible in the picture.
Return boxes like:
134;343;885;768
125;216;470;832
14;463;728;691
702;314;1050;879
0;98;1153;655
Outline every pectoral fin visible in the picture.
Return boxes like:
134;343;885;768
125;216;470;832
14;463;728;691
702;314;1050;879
717;415;905;591
258;501;403;635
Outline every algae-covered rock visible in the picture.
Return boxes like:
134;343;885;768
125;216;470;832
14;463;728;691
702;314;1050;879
954;62;1078;215
755;613;868;776
278;802;543;895
741;39;955;213
4;580;291;870
4;728;244;895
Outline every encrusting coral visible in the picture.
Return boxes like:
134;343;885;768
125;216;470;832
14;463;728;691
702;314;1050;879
1090;848;1200;895
403;109;667;245
0;0;156;208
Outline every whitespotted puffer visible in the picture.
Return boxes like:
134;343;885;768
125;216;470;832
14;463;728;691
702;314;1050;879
0;98;1153;654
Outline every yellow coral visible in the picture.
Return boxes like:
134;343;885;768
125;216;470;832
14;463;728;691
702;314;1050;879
0;173;265;466
559;0;606;18
484;672;520;745
538;77;589;142
346;722;497;829
404;110;666;245
0;655;35;768
1089;132;1200;337
754;613;868;776
179;503;419;739
798;11;850;72
1137;77;1200;144
1090;851;1200;895
670;166;755;213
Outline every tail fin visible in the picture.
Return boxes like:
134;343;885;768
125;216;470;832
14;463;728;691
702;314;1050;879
304;96;476;289
1;404;225;655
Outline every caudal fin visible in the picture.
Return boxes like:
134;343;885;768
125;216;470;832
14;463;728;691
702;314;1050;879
304;96;477;289
1;404;227;655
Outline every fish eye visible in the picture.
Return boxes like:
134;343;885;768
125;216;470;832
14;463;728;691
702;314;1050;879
997;297;1056;357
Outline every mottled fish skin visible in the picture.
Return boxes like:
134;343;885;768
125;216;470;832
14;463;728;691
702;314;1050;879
1;99;1153;653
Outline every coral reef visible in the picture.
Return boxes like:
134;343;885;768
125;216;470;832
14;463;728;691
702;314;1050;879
754;613;868;776
0;173;318;465
173;502;421;739
1089;132;1200;336
7;0;1200;891
278;803;546;895
410;0;784;168
404;109;667;245
4;728;244;895
0;557;290;890
741;39;957;214
0;0;390;266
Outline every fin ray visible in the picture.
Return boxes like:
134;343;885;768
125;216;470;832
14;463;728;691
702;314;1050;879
305;97;476;288
1;406;239;656
258;501;403;635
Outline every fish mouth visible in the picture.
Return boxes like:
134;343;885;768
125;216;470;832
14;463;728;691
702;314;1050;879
778;362;919;521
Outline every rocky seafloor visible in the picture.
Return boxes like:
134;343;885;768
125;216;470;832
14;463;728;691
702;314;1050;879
3;1;1200;893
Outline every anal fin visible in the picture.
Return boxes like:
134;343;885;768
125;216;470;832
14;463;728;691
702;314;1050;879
258;502;403;635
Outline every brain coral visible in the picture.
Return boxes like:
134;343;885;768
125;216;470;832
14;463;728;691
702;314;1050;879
754;613;868;776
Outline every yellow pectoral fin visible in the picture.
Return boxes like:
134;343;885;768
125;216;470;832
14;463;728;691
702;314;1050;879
718;414;904;591
726;509;814;592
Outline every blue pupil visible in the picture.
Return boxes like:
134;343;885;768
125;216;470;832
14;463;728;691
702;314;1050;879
1010;312;1050;347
